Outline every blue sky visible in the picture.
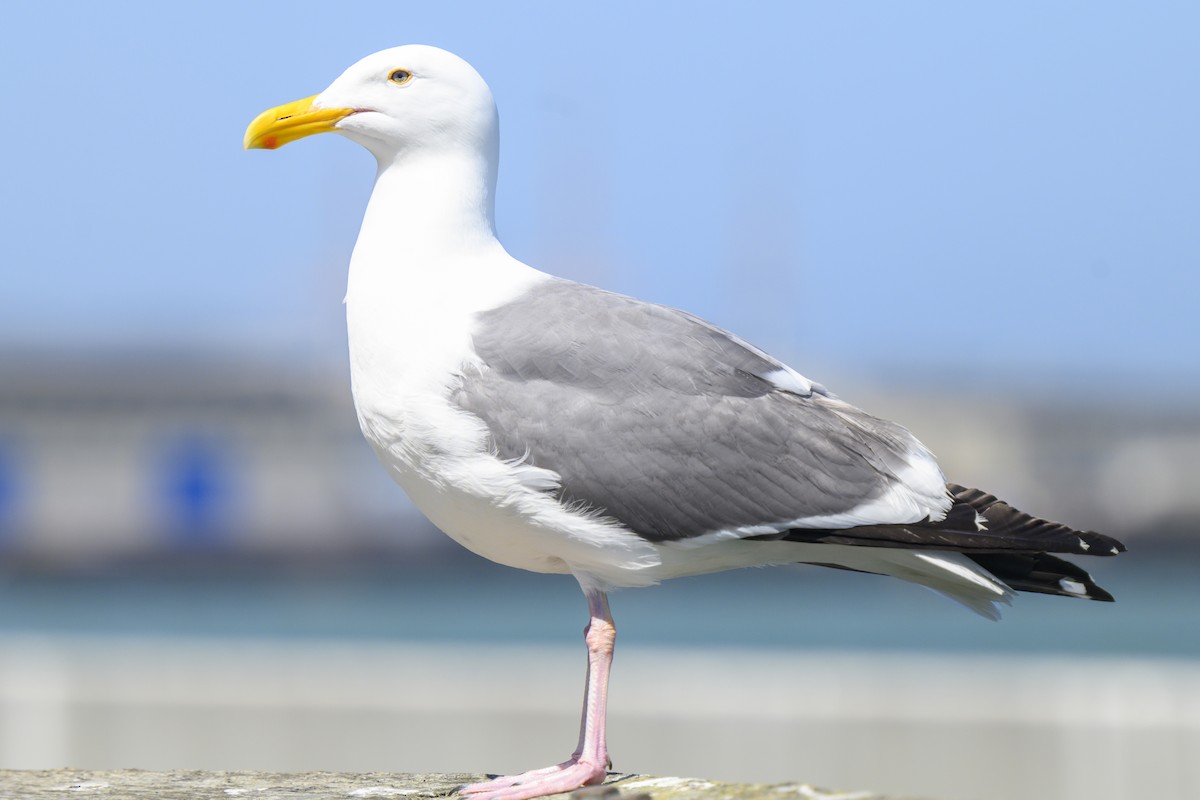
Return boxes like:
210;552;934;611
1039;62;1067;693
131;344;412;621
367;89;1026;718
2;1;1197;397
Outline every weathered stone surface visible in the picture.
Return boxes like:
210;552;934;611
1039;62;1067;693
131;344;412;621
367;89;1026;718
0;771;911;800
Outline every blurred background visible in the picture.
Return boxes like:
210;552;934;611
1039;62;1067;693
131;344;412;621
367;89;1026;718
1;2;1198;800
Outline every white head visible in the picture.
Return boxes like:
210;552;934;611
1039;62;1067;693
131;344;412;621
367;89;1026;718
245;45;498;169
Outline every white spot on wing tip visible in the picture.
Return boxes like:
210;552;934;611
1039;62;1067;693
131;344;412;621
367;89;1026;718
1110;546;1120;555
1059;578;1088;596
1078;537;1090;551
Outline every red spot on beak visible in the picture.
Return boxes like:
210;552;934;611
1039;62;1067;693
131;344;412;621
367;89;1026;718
263;135;279;150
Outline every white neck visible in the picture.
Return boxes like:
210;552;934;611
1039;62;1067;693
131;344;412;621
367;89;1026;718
345;147;528;318
355;148;500;266
343;146;546;415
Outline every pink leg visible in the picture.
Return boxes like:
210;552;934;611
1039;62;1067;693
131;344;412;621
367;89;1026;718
461;589;615;800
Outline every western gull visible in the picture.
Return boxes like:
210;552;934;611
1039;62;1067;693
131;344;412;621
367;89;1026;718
244;45;1125;800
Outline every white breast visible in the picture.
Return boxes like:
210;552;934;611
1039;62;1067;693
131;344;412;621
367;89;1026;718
345;241;663;586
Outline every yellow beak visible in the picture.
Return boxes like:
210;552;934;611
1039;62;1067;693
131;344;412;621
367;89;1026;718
243;95;357;150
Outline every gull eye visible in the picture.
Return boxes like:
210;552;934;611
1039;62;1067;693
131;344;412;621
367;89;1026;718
388;69;413;86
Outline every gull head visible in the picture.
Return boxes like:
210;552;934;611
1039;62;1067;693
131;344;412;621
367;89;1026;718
244;45;498;165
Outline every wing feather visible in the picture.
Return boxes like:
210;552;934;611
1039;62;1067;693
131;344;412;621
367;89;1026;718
454;279;949;541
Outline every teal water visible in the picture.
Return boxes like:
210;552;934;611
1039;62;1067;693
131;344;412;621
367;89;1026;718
0;551;1190;658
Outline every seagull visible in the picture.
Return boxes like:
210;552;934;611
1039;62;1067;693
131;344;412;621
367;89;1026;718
245;45;1125;800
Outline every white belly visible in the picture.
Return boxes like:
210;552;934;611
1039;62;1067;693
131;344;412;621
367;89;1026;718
353;383;663;589
383;452;571;575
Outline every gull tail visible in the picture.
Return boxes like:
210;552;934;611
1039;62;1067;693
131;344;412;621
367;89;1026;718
771;483;1126;607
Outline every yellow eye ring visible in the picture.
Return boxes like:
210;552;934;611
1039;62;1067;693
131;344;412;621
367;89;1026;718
388;69;413;86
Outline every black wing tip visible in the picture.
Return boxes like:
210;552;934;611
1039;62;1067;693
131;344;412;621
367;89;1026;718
1069;574;1117;602
968;551;1119;602
947;483;1128;557
1080;530;1128;557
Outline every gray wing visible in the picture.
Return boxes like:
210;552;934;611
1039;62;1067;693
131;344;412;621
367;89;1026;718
452;279;943;542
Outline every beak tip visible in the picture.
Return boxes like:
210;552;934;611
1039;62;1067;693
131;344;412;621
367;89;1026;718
243;133;276;151
244;95;346;153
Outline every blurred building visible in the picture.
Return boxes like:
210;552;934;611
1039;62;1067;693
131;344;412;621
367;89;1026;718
0;352;436;566
0;351;1196;566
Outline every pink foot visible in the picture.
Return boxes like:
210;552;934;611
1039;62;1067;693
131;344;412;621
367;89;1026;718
461;590;616;800
461;759;577;794
460;758;608;800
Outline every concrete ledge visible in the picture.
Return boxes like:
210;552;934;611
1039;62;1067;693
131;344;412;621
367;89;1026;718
0;770;910;800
